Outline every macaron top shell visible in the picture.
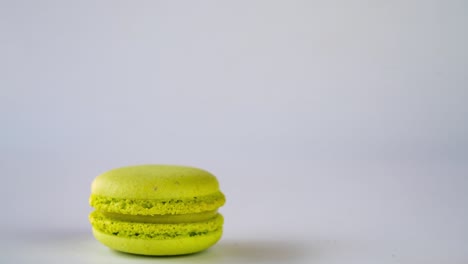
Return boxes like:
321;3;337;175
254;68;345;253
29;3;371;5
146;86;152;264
89;165;225;216
92;165;221;199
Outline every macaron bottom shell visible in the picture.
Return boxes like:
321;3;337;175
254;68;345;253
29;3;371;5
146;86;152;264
89;211;224;255
92;227;223;256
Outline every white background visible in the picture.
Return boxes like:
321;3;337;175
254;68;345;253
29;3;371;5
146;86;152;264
1;0;467;263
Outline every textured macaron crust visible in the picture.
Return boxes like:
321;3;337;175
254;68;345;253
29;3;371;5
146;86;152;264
89;165;225;256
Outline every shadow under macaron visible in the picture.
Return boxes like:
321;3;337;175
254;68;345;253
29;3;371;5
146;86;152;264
108;239;310;263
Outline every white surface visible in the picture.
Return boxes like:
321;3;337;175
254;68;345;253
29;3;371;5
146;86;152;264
2;160;467;263
1;0;467;263
3;234;467;264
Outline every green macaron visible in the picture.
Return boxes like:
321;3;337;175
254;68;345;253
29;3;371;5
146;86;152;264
89;165;226;256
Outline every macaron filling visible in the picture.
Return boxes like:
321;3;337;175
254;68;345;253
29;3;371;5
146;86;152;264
89;210;224;240
100;210;219;224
